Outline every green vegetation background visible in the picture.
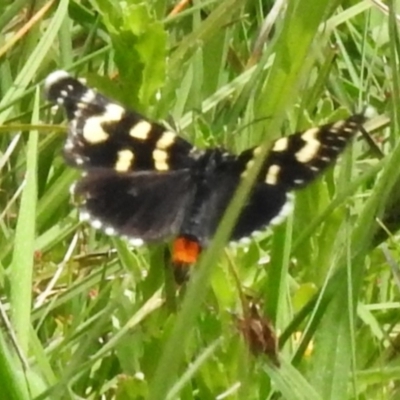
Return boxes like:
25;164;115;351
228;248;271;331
0;0;398;399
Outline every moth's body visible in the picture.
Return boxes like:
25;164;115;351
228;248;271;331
45;70;367;277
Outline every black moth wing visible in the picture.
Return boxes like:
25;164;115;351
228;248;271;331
237;114;366;190
74;169;195;244
230;113;366;241
230;184;292;241
45;71;194;172
177;150;291;245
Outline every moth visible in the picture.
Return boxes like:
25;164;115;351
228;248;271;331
45;71;367;279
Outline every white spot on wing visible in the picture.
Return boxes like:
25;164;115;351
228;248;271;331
228;193;294;247
91;220;103;230
296;128;320;163
153;149;169;171
69;182;77;195
265;164;281;185
115;149;134;172
45;70;70;91
331;120;345;130
80;89;96;104
79;211;90;222
270;193;294;226
129;120;152;140
272;137;289;152
104;227;116;236
156;131;176;149
81;103;124;144
65;139;74;150
129;238;144;246
153;149;167;160
331;146;340;151
105;103;125;119
239;237;251;245
51;104;60;113
82;119;109;143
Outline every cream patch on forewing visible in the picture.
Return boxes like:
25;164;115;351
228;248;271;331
343;124;357;133
82;103;124;143
105;103;125;119
320;156;331;162
156;131;176;149
82;118;110;143
331;120;345;130
295;127;320;163
115;149;134;172
129;120;152;140
81;89;96;104
153;149;169;171
265;164;281;185
272;137;289;152
330;120;357;136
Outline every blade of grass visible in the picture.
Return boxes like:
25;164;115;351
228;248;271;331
264;360;323;400
0;326;30;399
10;88;39;351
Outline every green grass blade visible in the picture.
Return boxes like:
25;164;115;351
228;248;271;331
0;327;30;400
10;88;39;351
